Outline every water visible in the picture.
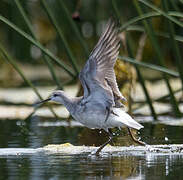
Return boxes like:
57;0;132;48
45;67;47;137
0;116;183;180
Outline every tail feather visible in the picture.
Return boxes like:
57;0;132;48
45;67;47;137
114;109;144;130
122;117;144;130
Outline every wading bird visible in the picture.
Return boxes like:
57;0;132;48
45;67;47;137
36;19;145;155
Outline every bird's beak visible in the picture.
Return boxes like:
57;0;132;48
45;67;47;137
33;98;51;106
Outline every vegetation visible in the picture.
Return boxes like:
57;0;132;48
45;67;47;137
0;0;183;119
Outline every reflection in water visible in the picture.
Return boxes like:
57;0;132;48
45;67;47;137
1;153;183;179
0;117;183;179
78;128;141;147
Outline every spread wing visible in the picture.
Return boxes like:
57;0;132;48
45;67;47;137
79;19;125;107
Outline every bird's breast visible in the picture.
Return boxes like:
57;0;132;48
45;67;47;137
72;104;106;129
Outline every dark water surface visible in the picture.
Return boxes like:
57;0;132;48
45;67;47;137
0;116;183;180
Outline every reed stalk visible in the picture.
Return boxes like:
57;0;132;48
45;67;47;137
0;43;58;118
0;15;75;77
41;0;79;74
14;0;62;89
133;0;182;117
112;0;157;119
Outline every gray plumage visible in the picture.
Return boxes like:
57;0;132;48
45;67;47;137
36;19;144;154
79;19;126;109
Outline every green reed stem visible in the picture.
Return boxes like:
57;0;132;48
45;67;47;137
156;88;182;102
112;0;157;120
162;0;183;89
111;0;121;19
119;56;179;77
41;0;79;74
126;25;183;44
14;0;62;89
127;35;157;120
0;15;75;77
120;11;183;32
133;0;182;117
58;0;89;57
133;87;182;112
0;43;58;118
138;0;183;28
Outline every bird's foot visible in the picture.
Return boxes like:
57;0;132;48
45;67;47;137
127;128;147;146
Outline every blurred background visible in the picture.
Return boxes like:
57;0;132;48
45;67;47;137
1;0;183;179
1;0;183;120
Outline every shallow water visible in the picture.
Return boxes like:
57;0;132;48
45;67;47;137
0;116;183;179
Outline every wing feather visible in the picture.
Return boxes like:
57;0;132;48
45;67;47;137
79;19;126;107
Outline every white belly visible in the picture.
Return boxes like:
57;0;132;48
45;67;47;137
73;109;106;129
72;108;143;131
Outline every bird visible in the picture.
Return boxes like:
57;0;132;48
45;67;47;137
36;19;145;155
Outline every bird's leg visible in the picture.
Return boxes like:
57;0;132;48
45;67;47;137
127;127;146;146
95;130;113;155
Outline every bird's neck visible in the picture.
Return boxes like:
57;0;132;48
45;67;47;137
60;94;75;115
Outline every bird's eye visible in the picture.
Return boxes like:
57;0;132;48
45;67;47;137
53;94;57;97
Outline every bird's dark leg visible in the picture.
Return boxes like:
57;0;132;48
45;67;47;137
95;129;113;155
127;127;146;146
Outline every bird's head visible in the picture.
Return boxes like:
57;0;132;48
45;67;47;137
34;90;65;106
49;90;66;103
